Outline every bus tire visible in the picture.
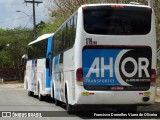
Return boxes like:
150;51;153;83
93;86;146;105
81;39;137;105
38;83;44;101
55;99;62;106
26;80;28;90
65;86;75;114
27;81;34;96
51;83;55;103
28;91;34;96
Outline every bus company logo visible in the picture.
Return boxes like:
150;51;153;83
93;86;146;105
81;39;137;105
83;48;151;86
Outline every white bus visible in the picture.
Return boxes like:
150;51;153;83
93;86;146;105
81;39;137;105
24;33;54;101
51;3;157;113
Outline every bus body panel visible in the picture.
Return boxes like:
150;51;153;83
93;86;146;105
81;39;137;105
74;5;156;105
51;4;156;107
24;34;54;96
74;86;156;105
53;48;75;103
46;37;53;89
25;58;50;95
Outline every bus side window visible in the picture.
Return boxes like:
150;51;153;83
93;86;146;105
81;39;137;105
28;45;34;60
67;21;71;48
61;25;65;50
63;24;67;50
73;14;77;40
70;17;74;46
54;30;62;53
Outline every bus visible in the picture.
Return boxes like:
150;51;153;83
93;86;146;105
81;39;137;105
24;33;54;101
51;3;157;113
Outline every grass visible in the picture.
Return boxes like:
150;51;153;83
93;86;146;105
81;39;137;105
0;80;23;84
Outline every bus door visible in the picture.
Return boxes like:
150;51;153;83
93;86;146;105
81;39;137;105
31;59;37;91
53;53;65;101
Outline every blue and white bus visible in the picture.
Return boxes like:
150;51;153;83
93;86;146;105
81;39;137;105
24;33;54;101
51;3;157;113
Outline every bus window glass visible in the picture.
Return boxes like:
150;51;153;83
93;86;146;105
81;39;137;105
54;30;62;53
28;39;48;60
69;18;73;46
28;45;34;60
73;14;77;40
53;13;77;55
83;7;151;35
66;22;69;48
35;39;48;59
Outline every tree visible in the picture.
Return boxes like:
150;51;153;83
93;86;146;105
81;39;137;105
0;27;33;80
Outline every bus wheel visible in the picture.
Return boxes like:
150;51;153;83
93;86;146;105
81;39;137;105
38;83;44;101
26;81;28;90
28;91;34;96
52;83;55;103
55;99;62;106
65;87;75;114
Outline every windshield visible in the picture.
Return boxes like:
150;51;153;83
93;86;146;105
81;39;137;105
83;6;152;35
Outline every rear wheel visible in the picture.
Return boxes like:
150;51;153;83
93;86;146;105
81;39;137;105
65;86;75;114
28;91;34;96
26;81;34;96
51;83;55;103
55;99;62;106
38;83;44;101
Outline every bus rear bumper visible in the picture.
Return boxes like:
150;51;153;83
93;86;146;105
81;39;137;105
74;88;156;105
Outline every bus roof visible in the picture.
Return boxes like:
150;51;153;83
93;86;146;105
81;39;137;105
28;33;54;45
81;3;151;9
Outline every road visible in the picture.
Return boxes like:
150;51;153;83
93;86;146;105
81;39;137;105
0;84;79;120
0;83;160;120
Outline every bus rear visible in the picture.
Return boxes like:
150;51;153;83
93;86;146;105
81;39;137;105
75;4;156;110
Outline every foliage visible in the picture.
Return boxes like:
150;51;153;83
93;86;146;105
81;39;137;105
154;0;160;47
0;28;32;68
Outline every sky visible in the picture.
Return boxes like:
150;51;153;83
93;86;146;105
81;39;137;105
0;0;49;29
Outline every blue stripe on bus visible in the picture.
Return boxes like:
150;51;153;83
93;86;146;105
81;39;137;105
83;49;121;86
46;37;53;88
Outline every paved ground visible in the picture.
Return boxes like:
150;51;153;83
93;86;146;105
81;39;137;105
0;82;79;120
0;82;160;119
1;82;160;102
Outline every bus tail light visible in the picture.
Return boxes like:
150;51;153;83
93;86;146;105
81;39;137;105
76;68;83;85
151;69;156;86
111;5;124;8
82;6;87;10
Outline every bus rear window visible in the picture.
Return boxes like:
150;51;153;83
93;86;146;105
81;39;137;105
83;6;152;35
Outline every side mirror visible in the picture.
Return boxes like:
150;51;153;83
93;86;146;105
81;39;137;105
21;54;28;65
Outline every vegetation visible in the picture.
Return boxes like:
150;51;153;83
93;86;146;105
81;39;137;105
0;28;33;68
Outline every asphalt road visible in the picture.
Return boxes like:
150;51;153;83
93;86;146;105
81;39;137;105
0;84;79;120
0;83;160;120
